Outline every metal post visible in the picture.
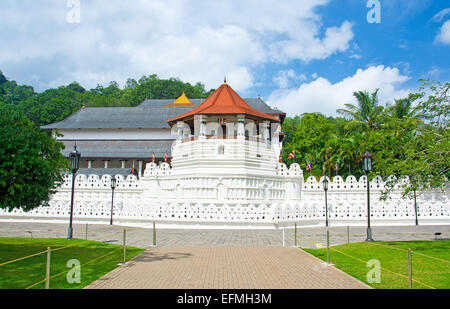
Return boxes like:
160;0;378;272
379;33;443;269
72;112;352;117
408;248;412;289
85;223;88;240
325;189;329;227
347;225;350;244
110;188;115;225
123;229;126;264
45;247;51;289
282;227;285;246
153;222;156;246
67;171;76;240
414;190;419;226
326;230;330;265
366;176;373;242
294;223;298;247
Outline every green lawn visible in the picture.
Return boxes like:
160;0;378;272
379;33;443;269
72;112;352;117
0;238;145;289
304;241;450;289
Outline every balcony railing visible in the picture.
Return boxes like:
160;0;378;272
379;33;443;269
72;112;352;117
180;135;269;143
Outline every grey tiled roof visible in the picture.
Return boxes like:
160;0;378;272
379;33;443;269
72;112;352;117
42;98;283;130
61;140;173;159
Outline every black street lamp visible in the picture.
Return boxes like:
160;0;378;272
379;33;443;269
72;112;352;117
110;176;117;225
67;143;81;240
363;147;374;242
323;177;329;227
411;176;419;226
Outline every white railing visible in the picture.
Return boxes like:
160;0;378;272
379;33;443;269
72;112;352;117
0;165;448;227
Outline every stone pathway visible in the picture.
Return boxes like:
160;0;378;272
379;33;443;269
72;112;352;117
2;222;448;289
85;246;371;289
0;222;448;249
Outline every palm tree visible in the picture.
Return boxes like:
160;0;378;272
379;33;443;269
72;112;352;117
337;89;385;130
386;97;426;121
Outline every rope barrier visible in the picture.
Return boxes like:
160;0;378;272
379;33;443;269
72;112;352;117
23;234;149;289
0;243;82;268
330;247;436;289
0;250;48;267
26;246;124;289
368;242;450;264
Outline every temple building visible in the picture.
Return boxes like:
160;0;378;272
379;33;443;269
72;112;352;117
42;88;285;178
141;81;302;206
5;80;447;228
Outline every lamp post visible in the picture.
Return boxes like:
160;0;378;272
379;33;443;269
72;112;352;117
362;147;374;242
411;176;419;226
67;144;81;240
323;177;329;227
110;176;117;225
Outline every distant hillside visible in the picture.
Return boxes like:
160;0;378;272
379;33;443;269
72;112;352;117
0;70;214;127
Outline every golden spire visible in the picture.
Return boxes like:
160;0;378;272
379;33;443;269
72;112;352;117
165;92;195;107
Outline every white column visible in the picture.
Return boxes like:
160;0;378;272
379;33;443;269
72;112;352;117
199;115;207;139
104;160;109;169
138;160;143;178
87;160;92;169
237;115;245;139
263;121;270;143
177;121;185;140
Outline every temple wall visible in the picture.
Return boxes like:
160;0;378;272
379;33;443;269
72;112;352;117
0;163;448;228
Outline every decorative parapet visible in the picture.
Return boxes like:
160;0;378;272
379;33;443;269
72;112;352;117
143;162;172;177
276;163;303;177
0;168;448;227
60;174;140;189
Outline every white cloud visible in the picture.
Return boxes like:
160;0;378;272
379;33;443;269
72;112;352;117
0;0;354;92
273;70;307;89
432;8;450;22
435;20;450;45
267;65;411;117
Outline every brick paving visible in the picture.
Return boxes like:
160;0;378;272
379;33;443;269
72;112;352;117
2;222;448;289
85;246;371;289
0;222;448;249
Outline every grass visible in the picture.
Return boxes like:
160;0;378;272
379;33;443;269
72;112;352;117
0;237;145;289
304;240;450;289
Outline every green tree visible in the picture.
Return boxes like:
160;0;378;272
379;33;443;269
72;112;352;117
66;81;86;93
381;80;449;198
0;70;7;85
0;104;70;211
337;89;385;131
283;113;334;174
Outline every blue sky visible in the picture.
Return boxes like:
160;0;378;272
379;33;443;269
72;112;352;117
0;0;449;117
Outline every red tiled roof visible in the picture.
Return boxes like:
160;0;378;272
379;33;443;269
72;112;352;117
167;83;280;124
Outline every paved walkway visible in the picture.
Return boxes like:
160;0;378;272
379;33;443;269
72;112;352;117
0;222;448;248
2;222;448;289
85;246;371;289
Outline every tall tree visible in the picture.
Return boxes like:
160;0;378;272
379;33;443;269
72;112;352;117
0;104;69;211
337;89;385;130
381;80;449;198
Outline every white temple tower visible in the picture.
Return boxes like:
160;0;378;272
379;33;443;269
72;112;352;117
141;81;303;214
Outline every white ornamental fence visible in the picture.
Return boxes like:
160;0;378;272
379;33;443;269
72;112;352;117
0;172;448;228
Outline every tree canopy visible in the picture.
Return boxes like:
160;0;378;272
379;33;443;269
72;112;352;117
0;104;69;211
0;71;215;127
282;79;449;198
